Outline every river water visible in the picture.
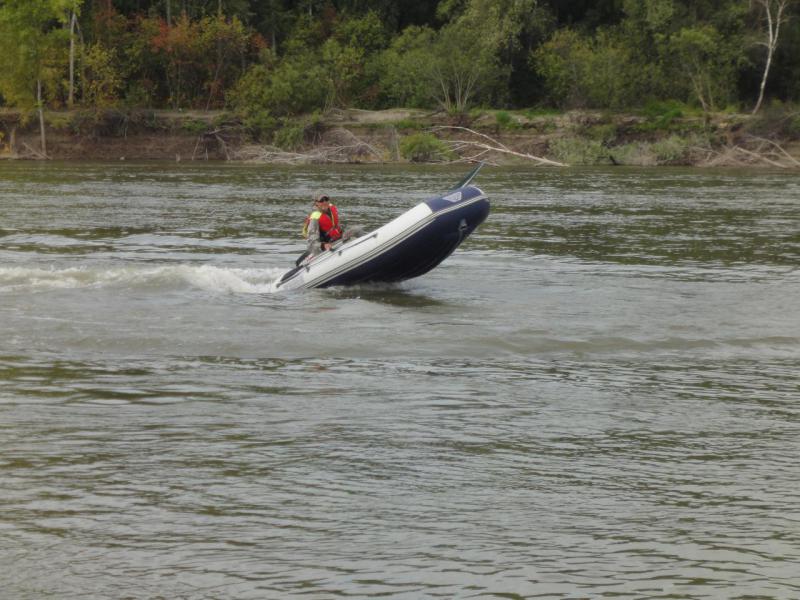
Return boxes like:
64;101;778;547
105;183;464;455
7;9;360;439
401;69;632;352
1;162;799;599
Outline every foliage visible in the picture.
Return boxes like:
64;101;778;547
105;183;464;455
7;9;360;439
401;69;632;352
273;122;305;150
549;136;609;165
180;118;209;134
533;27;641;109
373;26;437;108
0;0;76;109
0;0;798;118
609;134;700;166
744;100;800;138
635;100;692;132
230;51;331;118
429;19;507;112
399;132;452;162
495;111;517;130
667;25;740;111
83;44;123;108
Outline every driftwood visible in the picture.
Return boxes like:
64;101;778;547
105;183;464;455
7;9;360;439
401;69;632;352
192;126;241;161
699;135;800;169
430;125;567;167
233;127;384;164
21;142;48;160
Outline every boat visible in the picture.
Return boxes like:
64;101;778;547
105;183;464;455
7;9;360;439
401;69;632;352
275;164;490;291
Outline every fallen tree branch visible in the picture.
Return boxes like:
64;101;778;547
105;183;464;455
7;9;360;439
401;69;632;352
21;142;48;160
745;135;800;167
430;125;567;166
734;145;789;168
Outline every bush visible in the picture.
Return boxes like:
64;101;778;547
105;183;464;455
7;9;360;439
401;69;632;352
533;28;640;109
241;108;276;141
392;119;423;130
639;100;687;131
549;136;609;165
229;53;331;118
495;111;519;130
399;132;452;162
651;135;692;163
273;123;304;150
181;119;209;134
609;135;700;166
746;101;800;139
373;26;437;109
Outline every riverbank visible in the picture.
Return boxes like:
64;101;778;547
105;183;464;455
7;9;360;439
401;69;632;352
1;106;799;168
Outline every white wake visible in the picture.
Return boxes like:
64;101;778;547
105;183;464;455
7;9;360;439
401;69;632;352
0;264;288;294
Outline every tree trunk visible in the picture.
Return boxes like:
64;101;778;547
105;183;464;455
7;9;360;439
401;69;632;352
68;11;76;107
166;0;171;24
37;79;47;158
9;126;18;157
753;0;789;114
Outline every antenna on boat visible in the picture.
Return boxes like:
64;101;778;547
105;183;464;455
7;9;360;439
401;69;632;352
451;161;484;190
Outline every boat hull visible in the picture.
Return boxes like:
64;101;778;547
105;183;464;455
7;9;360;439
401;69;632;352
276;185;490;291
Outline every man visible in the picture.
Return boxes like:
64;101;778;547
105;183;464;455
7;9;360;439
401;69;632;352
298;194;362;265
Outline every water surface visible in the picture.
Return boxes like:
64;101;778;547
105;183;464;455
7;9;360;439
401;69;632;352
1;162;799;598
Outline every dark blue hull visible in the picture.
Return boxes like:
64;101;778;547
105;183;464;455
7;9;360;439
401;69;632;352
321;187;489;287
277;184;490;290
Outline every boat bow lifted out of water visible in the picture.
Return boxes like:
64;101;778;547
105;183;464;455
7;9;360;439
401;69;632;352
275;164;490;291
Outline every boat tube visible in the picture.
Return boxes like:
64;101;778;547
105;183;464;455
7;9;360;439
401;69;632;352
275;167;490;291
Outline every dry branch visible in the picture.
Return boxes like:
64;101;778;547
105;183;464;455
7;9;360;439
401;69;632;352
233;128;384;164
734;145;789;168
745;135;800;167
430;125;567;166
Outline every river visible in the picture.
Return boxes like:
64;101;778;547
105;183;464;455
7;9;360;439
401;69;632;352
1;162;799;599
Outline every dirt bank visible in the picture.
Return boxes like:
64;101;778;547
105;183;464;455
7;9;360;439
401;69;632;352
1;107;798;168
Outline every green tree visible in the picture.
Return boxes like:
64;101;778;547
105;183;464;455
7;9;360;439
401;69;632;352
197;14;251;108
320;11;387;107
373;25;437;108
430;20;506;112
533;28;594;107
83;43;123;107
0;0;80;155
668;25;739;111
230;49;330;119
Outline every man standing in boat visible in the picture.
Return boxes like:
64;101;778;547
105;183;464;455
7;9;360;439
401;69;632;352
299;194;362;264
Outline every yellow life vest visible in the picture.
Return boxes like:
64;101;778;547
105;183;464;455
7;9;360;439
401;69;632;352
302;210;322;238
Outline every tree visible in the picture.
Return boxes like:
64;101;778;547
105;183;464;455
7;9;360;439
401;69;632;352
668;24;741;111
83;43;123;107
751;0;796;113
0;0;80;156
197;15;250;108
533;28;594;107
430;21;505;112
373;25;438;108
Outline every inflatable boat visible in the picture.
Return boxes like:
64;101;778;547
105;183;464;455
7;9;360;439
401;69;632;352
275;164;490;291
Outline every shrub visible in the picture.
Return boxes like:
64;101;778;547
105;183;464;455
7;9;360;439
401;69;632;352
746;101;800;139
83;44;123;108
495;111;518;130
549;136;608;165
399;132;452;162
533;28;640;109
241;108;276;141
651;135;692;163
229;53;331;118
181;119;209;134
585;122;618;143
273;123;305;150
639;100;686;131
392;119;423;130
